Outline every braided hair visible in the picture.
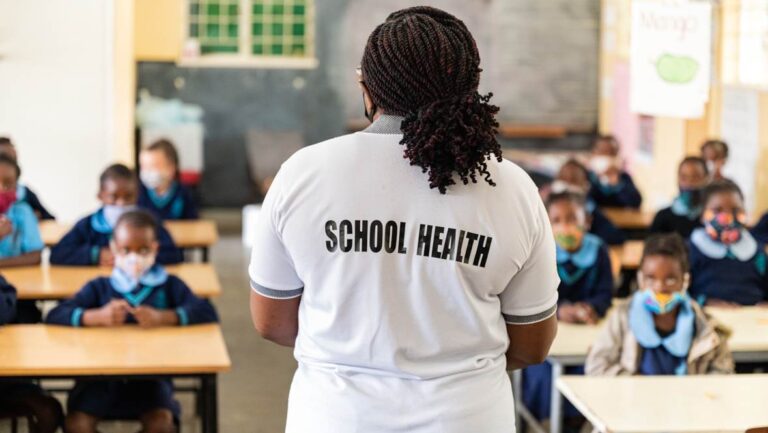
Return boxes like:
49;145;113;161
360;6;502;194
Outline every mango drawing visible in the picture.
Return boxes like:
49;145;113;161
656;54;699;84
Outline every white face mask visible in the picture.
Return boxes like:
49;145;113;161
705;160;716;173
103;205;134;228
589;155;617;175
115;252;156;280
140;170;171;190
551;180;587;195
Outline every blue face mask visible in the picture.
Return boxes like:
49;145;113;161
102;205;133;228
640;289;688;315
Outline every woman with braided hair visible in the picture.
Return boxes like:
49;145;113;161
249;6;558;432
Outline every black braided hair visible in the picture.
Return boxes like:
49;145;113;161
360;6;502;194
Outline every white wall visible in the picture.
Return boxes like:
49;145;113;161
0;0;129;222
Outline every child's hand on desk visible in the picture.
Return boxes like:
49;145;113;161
574;303;598;325
0;215;12;239
557;305;581;324
706;299;741;308
84;299;129;326
99;248;115;266
130;306;178;328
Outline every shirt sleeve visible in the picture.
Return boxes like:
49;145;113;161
499;191;560;324
248;165;303;299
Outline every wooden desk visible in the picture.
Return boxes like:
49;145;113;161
6;263;221;300
601;207;655;230
40;220;219;260
0;324;230;433
608;247;622;281
708;307;768;362
557;375;768;433
620;240;643;271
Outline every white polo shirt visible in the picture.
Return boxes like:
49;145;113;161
249;115;559;433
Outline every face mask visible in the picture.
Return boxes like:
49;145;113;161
0;189;17;214
589;155;616;175
115;251;156;280
705;160;717;174
140;170;170;190
551;180;587;195
553;224;585;251
103;205;133;228
703;209;745;245
678;187;703;209
640;289;687;315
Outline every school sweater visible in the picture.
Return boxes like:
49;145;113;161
46;265;217;326
555;233;614;317
688;228;768;305
49;208;183;266
0;275;16;325
752;212;768;244
650;208;702;239
589;172;643;209
138;182;199;221
590;207;626;246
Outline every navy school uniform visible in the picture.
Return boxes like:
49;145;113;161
688;228;768;305
589;172;642;209
17;184;55;220
752;212;768;244
523;234;614;420
49;208;183;265
650;197;703;239
138;181;199;221
588;200;626;246
0;275;17;325
46;265;218;419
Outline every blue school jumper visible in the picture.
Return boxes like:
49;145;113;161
629;291;695;376
688;228;768;305
523;234;614;420
0;201;44;259
589;172;642;209
138;181;199;221
17;184;54;220
588;200;626;246
49;208;184;265
752;212;768;244
650;197;702;239
46;265;218;419
0;275;16;325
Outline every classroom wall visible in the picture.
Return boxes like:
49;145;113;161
135;0;183;61
0;0;135;222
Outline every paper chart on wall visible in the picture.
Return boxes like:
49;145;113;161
720;87;759;214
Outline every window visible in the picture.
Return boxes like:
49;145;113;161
183;0;317;68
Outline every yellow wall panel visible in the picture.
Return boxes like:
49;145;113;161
134;0;183;61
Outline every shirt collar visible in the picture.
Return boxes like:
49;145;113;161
671;196;701;219
147;181;178;208
362;115;405;135
628;291;695;357
690;227;757;261
556;233;601;268
90;208;113;234
109;264;168;295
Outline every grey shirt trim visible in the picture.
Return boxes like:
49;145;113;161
503;304;557;325
362;114;405;135
250;279;304;299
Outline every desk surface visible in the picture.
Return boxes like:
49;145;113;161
39;220;219;249
601;208;655;230
0;324;231;376
558;374;768;433
612;240;643;271
7;263;221;300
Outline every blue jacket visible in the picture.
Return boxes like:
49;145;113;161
589;172;643;209
752;212;768;244
138;182;199;221
0;275;16;325
49;209;183;265
590;207;626;246
556;234;614;317
46;266;217;326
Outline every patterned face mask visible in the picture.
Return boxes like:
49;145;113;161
703;209;746;245
639;289;687;315
553;224;585;252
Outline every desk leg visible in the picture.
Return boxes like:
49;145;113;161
511;370;523;433
202;247;210;263
201;374;218;433
550;359;563;433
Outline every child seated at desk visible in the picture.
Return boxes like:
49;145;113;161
553;159;626;245
0;275;63;433
522;191;613;425
0;136;55;220
138;139;199;221
50;164;183;266
586;234;733;375
587;135;642;209
700;139;729;181
650;156;709;238
46;210;218;433
0;154;43;268
688;180;768;306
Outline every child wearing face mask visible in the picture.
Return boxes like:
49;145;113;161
46;210;217;433
650;157;709;238
586;233;733;376
0;136;55;220
0;154;44;268
688;181;768;307
553;159;626;245
522;191;613;424
138;139;199;221
587;135;642;209
700;139;729;181
50;164;183;266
